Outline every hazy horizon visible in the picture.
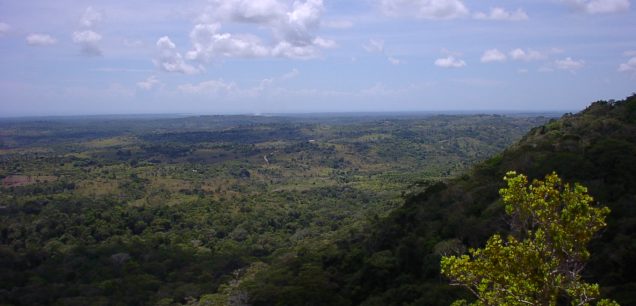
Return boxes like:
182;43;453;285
0;109;570;120
1;0;635;116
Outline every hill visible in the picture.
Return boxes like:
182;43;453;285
243;94;636;305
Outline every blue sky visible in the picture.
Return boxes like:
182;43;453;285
0;0;635;116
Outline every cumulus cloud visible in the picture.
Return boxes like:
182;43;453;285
186;23;270;61
509;48;546;61
564;0;630;14
435;56;466;68
379;0;469;19
178;79;237;95
618;57;636;72
73;30;102;56
74;7;103;56
473;7;528;21
203;0;286;23
271;38;335;59
555;57;585;71
281;0;324;42
271;41;315;58
313;37;336;48
80;6;103;27
156;36;201;74
137;76;161;90
151;0;336;72
182;0;333;63
26;33;57;46
0;22;9;36
481;49;507;62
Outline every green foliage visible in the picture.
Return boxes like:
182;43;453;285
441;172;616;305
3;94;635;305
241;94;636;306
0;113;546;305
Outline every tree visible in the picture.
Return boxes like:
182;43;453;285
441;172;618;306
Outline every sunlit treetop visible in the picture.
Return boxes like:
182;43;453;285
441;171;618;306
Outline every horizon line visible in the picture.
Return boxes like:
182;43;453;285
0;109;574;120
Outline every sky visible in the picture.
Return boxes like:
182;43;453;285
0;0;635;116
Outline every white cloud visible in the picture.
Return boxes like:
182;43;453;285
564;0;630;14
281;68;300;80
363;39;402;65
618;57;636;72
481;49;507;62
473;7;528;21
271;41;321;59
282;0;324;43
73;30;102;56
186;23;270;61
388;57;402;65
0;22;9;36
555;57;585;71
80;6;103;27
363;39;384;53
388;57;403;65
188;0;333;61
26;33;57;46
509;48;546;61
270;37;335;59
178;79;237;95
203;0;286;23
156;36;201;74
74;7;103;56
435;56;466;68
313;37;336;48
379;0;469;19
137;76;161;90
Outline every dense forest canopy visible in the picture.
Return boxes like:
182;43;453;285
240;94;636;305
0;113;549;305
2;93;635;305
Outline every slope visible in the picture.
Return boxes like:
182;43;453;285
244;94;636;305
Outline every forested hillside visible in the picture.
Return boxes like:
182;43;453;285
0;114;548;305
243;94;636;305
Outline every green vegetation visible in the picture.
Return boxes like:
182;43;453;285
2;92;635;306
241;94;636;306
0;114;548;305
441;172;616;306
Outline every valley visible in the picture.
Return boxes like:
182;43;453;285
0;113;550;305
